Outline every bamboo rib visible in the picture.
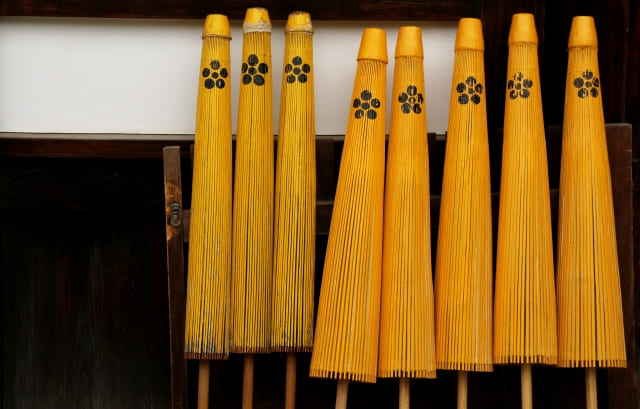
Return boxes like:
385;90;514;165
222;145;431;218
556;16;626;370
435;17;493;374
231;7;274;354
272;11;316;354
494;13;557;367
184;14;232;361
309;28;387;384
378;26;435;381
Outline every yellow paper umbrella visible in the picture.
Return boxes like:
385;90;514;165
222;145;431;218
230;7;273;409
309;28;387;409
377;26;435;409
434;17;493;409
556;16;626;409
272;11;316;409
493;13;557;409
183;14;232;409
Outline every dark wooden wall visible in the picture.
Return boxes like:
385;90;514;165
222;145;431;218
1;0;638;408
0;126;633;409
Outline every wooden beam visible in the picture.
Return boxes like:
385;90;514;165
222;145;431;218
162;146;189;409
0;133;194;159
605;123;637;409
0;0;478;20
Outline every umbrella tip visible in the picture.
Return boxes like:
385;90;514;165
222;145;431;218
357;28;388;63
455;18;484;51
568;16;598;48
286;11;313;33
508;13;538;45
395;26;423;58
243;7;271;33
202;14;231;38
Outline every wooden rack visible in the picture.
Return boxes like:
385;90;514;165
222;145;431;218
159;124;634;409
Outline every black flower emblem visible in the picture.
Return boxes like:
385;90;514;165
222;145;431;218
284;56;311;84
353;90;380;120
241;54;269;86
456;76;483;105
398;85;424;114
202;60;228;89
573;70;599;98
507;72;533;99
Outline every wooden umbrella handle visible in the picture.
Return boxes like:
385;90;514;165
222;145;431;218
586;368;597;409
399;378;410;409
242;354;255;409
197;360;210;409
521;364;532;409
457;371;468;409
335;380;349;409
285;353;297;409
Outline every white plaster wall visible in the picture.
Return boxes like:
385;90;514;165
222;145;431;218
0;17;456;135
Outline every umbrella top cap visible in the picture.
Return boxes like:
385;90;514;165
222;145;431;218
568;16;598;48
357;28;388;63
243;7;271;33
455;18;484;51
395;26;423;58
508;13;538;45
202;14;231;38
286;11;313;33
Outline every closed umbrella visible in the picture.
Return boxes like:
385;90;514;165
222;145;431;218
556;15;626;409
434;17;493;409
231;7;274;409
272;11;316;409
310;28;388;409
493;13;557;409
378;25;436;409
184;14;233;409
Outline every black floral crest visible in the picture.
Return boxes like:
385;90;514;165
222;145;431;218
202;60;228;89
507;72;533;99
398;85;424;114
456;76;483;105
242;54;268;86
353;90;381;120
285;56;311;84
573;70;599;98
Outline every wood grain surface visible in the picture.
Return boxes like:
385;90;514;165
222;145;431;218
3;126;632;409
163;147;188;409
0;0;477;20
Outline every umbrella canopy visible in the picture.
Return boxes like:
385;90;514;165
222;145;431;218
493;13;557;366
184;14;233;361
378;25;435;380
310;28;388;384
272;11;316;353
231;7;274;354
435;17;493;373
556;16;626;369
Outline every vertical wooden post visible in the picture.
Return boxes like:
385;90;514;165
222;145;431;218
335;380;349;409
457;371;468;409
163;146;188;409
605;124;636;409
285;353;297;409
586;368;598;409
197;361;210;409
399;378;410;409
242;354;255;409
521;364;532;409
